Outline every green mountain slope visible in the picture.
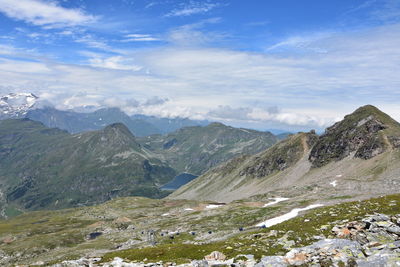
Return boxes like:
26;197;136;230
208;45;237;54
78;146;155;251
170;105;400;202
138;122;278;175
0;119;176;213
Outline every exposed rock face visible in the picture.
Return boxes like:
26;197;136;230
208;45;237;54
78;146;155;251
309;105;400;167
239;132;316;178
310;116;386;167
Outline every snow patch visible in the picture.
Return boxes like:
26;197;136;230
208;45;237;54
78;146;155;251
184;208;194;211
205;204;224;209
263;197;289;207
161;213;170;216
330;180;337;187
336;174;342;178
256;204;324;228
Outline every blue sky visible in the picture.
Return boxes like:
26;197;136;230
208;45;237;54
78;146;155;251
0;0;399;131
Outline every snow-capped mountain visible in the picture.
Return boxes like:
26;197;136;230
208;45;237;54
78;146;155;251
0;93;38;119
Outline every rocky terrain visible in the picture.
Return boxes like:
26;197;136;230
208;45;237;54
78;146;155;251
0;193;398;266
171;105;400;202
55;213;400;266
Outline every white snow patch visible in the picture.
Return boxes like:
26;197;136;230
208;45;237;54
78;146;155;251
330;180;337;187
256;204;324;228
161;213;170;216
263;197;289;207
184;208;194;211
205;204;224;209
336;174;342;178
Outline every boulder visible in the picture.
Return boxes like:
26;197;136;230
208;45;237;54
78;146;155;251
204;251;227;261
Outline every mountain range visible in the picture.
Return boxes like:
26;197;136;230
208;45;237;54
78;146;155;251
0;93;209;136
138;122;277;175
170;105;400;202
0;118;277;216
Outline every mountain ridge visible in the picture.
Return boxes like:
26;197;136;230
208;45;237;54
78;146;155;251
0;119;176;213
170;105;400;202
138;122;278;175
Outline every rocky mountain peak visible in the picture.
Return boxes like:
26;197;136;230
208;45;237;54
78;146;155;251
99;122;139;146
103;122;133;135
0;92;38;119
309;105;400;167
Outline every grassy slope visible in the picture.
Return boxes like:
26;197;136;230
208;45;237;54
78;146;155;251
0;119;176;212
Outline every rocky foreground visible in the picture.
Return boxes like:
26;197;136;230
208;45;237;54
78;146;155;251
53;213;400;267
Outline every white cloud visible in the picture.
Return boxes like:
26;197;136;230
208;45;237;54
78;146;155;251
165;2;221;17
87;55;142;71
0;22;400;130
208;105;253;121
0;0;97;28
207;105;335;128
166;18;225;46
74;35;111;50
123;34;160;42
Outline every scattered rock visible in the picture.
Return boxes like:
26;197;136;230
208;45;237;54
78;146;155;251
204;251;226;261
2;236;14;244
255;256;286;267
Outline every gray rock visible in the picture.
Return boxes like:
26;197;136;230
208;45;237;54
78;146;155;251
386;225;400;235
191;260;209;267
356;251;400;267
255;256;287;267
363;214;391;223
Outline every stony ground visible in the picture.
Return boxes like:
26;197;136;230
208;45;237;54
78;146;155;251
1;194;399;266
54;212;400;266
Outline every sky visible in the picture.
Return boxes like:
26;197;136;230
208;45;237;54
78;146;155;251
0;0;399;132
